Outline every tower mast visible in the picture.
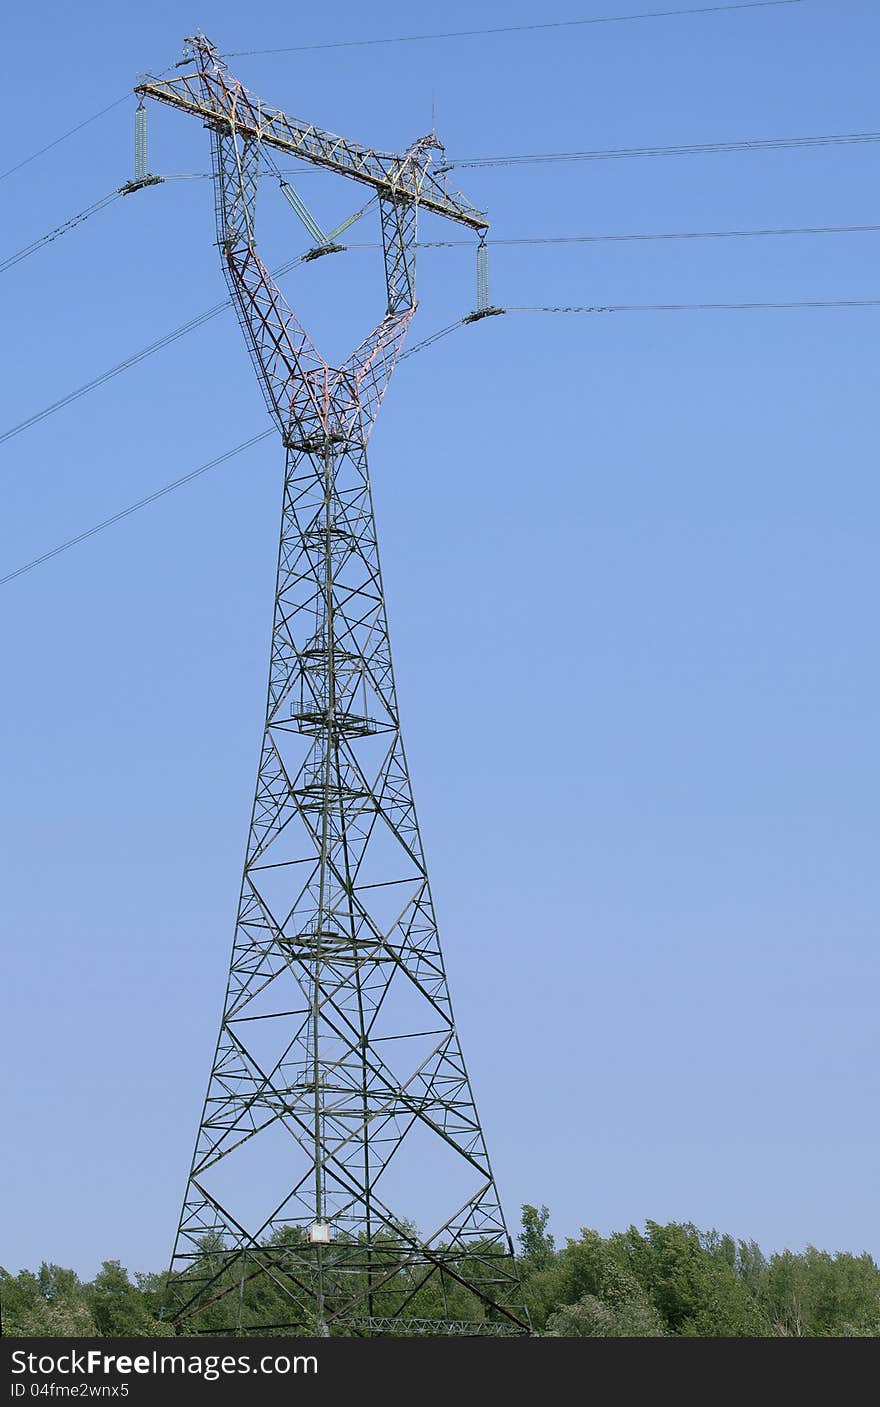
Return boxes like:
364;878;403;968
138;34;527;1337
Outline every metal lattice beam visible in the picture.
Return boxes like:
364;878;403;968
135;36;488;231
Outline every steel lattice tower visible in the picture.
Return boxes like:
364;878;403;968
137;37;529;1336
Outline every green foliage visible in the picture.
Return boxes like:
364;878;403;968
88;1261;174;1338
545;1294;665;1337
515;1209;880;1337
763;1247;880;1337
0;1264;96;1337
609;1220;770;1336
2;1211;878;1338
521;1222;662;1334
518;1204;555;1269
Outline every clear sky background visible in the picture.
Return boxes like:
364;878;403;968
1;0;878;1279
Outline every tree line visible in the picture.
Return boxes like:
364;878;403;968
2;1208;878;1337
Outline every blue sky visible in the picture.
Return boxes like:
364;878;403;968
1;0;878;1279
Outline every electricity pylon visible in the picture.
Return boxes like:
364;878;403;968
137;35;528;1337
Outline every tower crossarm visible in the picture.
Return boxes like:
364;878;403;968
135;36;488;232
136;34;462;446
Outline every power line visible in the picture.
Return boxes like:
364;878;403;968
0;190;125;277
0;253;307;449
226;2;805;56
0;431;273;588
398;318;467;360
4;219;878;449
0;5;810;193
0;4;802;186
444;130;880;169
407;222;880;248
509;299;880;312
0;302;229;449
6;291;875;589
2;293;876;582
0;317;470;588
0;56;177;187
173;121;880;181
0;95;130;184
132;218;880;245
